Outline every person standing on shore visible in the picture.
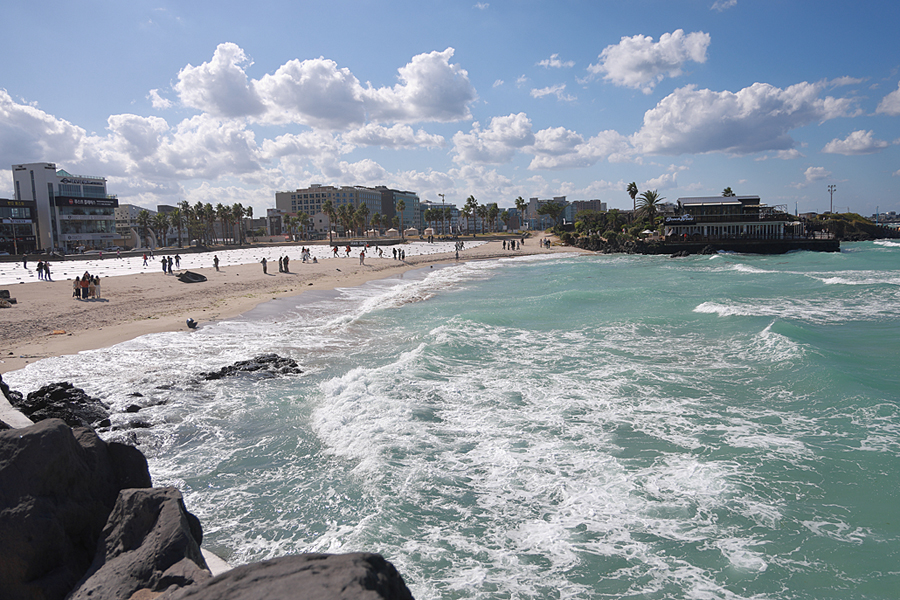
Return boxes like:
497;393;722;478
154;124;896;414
43;262;51;281
278;256;284;273
73;276;80;299
359;249;365;265
167;256;174;274
174;254;181;269
213;255;220;271
22;256;27;270
161;257;167;274
283;256;290;273
94;276;101;299
261;257;267;274
143;253;148;266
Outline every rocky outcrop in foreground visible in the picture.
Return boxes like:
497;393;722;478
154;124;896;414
0;414;414;600
10;381;111;428
199;353;302;380
163;554;414;600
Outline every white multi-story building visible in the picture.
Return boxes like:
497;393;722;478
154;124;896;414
11;162;119;253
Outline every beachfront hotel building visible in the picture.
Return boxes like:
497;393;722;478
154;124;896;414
0;197;38;254
11;163;118;253
418;200;459;235
274;184;385;235
665;196;799;240
274;184;420;236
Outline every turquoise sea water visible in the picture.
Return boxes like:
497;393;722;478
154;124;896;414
6;241;900;599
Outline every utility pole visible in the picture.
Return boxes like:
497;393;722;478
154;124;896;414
438;193;445;235
827;184;836;214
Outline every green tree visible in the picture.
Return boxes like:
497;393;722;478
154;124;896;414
443;207;453;235
464;196;478;234
355;203;369;236
322;199;336;244
298;212;311;239
500;209;510;231
537;201;564;228
170;208;184;247
627;182;639;216
476;204;488;234
372;212;382;234
396;198;406;238
136;210;151;247
515;196;527;230
637;190;665;225
151;212;170;247
722;187;735;197
487;203;500;233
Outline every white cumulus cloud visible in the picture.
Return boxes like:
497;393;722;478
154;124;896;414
805;166;831;182
876;81;900;116
174;44;476;130
587;29;710;94
452;112;535;164
529;129;633;170
538;54;575;69
175;43;265;118
633;81;856;155
823;130;889;155
343;124;445;149
530;84;576;102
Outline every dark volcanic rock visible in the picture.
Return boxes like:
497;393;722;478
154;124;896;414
165;553;414;600
12;382;110;428
1;372;24;405
0;419;151;600
199;353;302;381
68;487;210;600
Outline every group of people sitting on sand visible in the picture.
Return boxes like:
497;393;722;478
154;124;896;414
73;272;101;300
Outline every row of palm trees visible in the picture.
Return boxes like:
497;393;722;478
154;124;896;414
135;201;254;248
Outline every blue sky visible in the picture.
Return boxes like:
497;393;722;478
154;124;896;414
2;0;899;217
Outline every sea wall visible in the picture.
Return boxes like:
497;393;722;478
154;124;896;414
0;374;415;600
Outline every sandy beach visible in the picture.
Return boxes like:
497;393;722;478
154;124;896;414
0;237;581;376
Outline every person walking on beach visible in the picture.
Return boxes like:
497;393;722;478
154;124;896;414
359;249;365;265
283;256;290;273
213;255;219;271
73;276;80;299
43;262;51;281
143;253;148;266
174;254;181;269
278;256;284;273
167;256;174;273
23;256;27;270
261;257;267;274
161;257;167;273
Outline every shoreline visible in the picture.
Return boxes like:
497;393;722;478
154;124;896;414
1;238;581;376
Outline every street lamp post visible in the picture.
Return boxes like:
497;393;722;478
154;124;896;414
828;184;836;214
438;193;445;236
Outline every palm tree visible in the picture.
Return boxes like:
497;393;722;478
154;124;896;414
627;182;639;216
443;207;453;235
487;203;500;233
476;204;488;234
464;196;478;234
372;212;382;235
151;212;170;247
637;190;665;225
169;208;183;247
355;203;369;236
396;198;406;238
722;187;735;197
298;212;311;240
136;210;151;247
322;199;336;243
500;209;510;231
